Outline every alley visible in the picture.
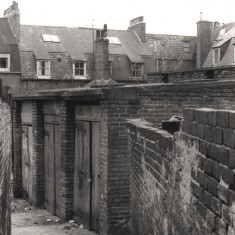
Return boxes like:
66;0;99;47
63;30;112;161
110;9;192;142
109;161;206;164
12;199;97;235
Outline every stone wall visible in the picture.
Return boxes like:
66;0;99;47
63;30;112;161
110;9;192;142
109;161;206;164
127;108;235;235
0;98;12;235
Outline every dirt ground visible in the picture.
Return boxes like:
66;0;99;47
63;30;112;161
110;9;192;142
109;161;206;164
11;199;97;235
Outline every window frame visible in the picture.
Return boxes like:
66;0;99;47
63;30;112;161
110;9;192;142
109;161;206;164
37;60;51;79
73;61;86;79
0;54;10;72
42;34;60;43
183;42;190;53
213;48;220;65
131;63;143;78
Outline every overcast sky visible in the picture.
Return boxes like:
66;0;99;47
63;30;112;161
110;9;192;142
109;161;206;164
1;0;235;36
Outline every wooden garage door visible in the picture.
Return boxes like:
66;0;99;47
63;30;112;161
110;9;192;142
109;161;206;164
44;122;60;215
73;121;100;232
22;125;33;201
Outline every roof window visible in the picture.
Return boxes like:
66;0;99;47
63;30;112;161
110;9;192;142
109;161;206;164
0;54;10;72
42;34;60;43
107;37;121;45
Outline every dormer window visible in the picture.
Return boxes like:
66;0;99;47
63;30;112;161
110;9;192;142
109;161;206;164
37;60;50;79
0;54;10;72
73;62;86;79
213;48;220;65
131;63;143;78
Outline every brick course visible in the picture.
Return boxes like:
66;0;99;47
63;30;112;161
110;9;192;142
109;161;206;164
0;99;12;235
12;101;22;197
59;100;75;220
32;101;44;206
127;108;235;235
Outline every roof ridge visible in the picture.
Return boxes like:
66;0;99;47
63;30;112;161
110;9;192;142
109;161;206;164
147;33;196;38
20;24;133;33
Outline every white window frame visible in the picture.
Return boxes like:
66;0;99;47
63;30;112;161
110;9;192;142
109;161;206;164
0;54;10;72
131;63;143;78
73;62;86;79
184;43;190;53
213;48;220;65
107;37;121;45
42;34;60;43
37;60;50;79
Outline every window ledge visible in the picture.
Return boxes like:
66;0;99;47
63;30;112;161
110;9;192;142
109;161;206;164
37;76;50;79
0;69;10;72
74;76;87;80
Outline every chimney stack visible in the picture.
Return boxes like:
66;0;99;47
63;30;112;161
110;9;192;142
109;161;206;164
4;1;20;43
214;21;220;27
197;13;213;68
94;24;110;80
128;16;146;43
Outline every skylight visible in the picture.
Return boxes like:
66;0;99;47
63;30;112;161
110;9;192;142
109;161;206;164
42;34;60;43
219;29;226;37
107;37;121;45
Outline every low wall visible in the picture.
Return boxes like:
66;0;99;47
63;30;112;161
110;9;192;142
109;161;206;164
127;108;235;235
148;66;235;83
137;80;235;125
0;99;12;235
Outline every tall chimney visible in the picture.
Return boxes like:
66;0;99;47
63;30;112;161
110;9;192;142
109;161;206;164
4;1;20;43
197;14;213;68
94;24;110;80
128;16;146;43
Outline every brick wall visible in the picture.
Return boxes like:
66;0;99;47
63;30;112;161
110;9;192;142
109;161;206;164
137;80;235;125
20;79;89;96
20;51;37;80
32;101;44;206
148;66;235;83
0;73;21;96
20;51;93;81
110;55;132;81
99;100;109;234
100;87;140;235
13;101;22;197
0;98;12;235
59;100;75;220
127;108;235;235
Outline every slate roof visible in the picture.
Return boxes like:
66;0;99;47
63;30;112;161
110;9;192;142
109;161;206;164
145;34;196;61
203;22;235;67
0;18;17;53
20;25;149;63
213;27;235;48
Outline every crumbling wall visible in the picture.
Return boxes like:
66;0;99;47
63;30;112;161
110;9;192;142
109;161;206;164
127;108;235;235
0;99;12;235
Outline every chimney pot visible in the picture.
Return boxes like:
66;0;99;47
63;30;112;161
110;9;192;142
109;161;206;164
103;24;107;37
200;12;203;21
214;21;220;27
